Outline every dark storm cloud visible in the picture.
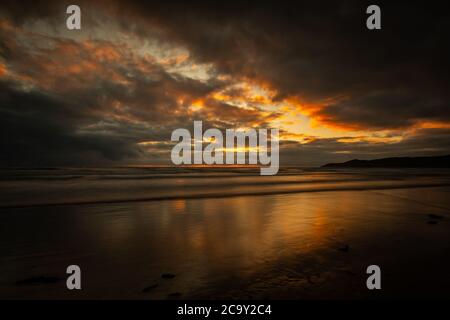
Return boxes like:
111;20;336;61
112;0;450;129
320;91;450;129
0;14;277;165
0;79;142;166
0;0;62;24
0;0;449;166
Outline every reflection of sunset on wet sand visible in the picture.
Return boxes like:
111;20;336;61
2;168;450;299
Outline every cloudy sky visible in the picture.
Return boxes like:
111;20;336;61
0;0;449;166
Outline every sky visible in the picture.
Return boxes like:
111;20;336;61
0;0;449;167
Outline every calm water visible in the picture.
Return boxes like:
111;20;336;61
1;167;450;299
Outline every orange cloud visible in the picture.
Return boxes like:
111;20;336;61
83;41;121;62
0;63;7;77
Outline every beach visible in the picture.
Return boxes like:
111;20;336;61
1;167;450;299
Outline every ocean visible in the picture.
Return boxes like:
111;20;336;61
1;167;450;299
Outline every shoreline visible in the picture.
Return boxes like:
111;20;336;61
1;185;450;299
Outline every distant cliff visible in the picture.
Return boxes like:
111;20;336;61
322;155;450;168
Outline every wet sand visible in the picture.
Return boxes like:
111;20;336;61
1;178;450;299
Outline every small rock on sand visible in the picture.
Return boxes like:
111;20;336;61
142;284;158;292
427;220;438;225
167;292;182;298
338;245;350;252
14;276;61;286
161;273;175;279
340;269;357;276
428;214;445;220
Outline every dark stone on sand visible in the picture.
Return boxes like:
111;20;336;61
306;275;315;284
428;214;445;220
167;292;182;298
340;269;357;276
338;245;349;252
427;220;438;225
14;276;61;286
161;273;175;279
142;284;158;292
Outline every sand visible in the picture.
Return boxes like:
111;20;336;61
1;168;450;299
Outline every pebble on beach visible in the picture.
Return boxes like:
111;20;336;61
338;245;350;252
14;276;61;286
428;214;445;220
142;284;158;292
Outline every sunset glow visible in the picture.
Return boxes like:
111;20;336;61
1;2;449;167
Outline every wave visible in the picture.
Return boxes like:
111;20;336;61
1;180;449;209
